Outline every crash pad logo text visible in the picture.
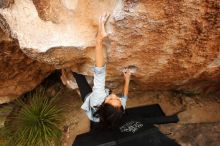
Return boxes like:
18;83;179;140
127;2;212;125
120;121;143;133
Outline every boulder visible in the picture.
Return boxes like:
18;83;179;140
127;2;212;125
0;0;219;103
0;14;53;103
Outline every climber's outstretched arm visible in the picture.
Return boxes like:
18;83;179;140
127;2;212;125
95;14;109;67
123;71;131;97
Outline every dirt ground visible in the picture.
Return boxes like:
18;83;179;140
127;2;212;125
159;123;220;146
57;85;220;146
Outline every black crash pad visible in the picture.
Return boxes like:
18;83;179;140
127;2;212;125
73;104;180;146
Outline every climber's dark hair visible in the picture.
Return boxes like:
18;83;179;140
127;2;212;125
94;102;125;129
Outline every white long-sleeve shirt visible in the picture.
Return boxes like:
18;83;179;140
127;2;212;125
81;65;128;122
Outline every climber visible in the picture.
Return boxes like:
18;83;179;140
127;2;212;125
60;14;133;129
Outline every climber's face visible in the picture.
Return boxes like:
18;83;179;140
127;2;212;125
105;93;122;107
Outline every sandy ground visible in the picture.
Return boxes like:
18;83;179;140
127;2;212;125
158;123;220;146
57;85;220;146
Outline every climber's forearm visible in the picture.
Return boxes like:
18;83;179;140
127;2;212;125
95;39;105;67
123;80;130;97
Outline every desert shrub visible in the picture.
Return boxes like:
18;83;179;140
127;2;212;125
5;88;63;146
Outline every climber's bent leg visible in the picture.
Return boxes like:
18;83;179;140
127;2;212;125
72;72;92;101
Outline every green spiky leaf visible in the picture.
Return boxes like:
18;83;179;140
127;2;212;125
5;88;63;146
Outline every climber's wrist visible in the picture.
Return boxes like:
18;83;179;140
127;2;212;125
96;38;103;44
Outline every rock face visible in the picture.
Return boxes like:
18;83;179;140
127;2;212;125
0;15;53;104
0;0;14;8
0;0;220;103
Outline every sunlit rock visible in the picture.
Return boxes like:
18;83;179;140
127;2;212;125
0;0;219;103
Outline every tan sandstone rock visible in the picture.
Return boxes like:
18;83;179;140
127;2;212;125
0;0;219;103
0;14;53;103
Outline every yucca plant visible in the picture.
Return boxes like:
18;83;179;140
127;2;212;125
5;88;63;146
